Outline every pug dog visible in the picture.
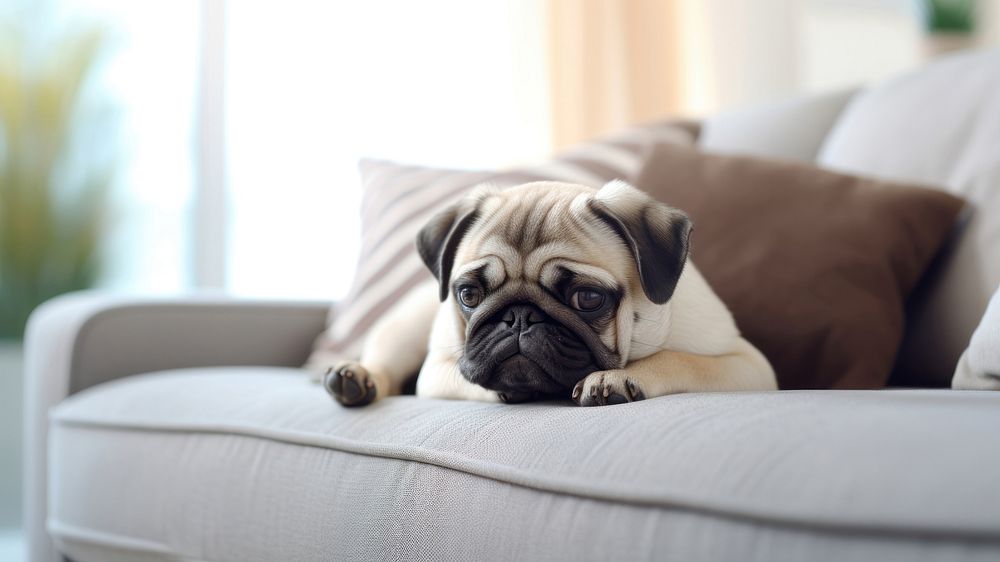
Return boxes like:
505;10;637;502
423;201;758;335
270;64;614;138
323;180;777;407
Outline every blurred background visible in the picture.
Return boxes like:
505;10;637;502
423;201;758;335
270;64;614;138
1;0;998;558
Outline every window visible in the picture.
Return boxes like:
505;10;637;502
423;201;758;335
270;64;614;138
225;0;550;299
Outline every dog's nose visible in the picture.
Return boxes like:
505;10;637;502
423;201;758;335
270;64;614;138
502;304;547;330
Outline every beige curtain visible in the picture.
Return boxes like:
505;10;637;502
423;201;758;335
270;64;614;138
546;0;686;149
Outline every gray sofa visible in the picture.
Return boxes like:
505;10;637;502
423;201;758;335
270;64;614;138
24;50;1000;562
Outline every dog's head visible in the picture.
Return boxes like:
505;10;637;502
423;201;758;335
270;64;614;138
416;180;692;402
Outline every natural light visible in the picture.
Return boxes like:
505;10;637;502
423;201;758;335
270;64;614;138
225;1;549;299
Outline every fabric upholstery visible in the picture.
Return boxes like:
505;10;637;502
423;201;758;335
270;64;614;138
635;143;965;389
22;293;331;562
701;88;857;163
49;369;1000;562
818;49;1000;386
953;284;1000;390
307;123;694;368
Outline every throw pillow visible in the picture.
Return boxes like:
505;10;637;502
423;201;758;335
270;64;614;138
307;122;695;369
635;143;966;389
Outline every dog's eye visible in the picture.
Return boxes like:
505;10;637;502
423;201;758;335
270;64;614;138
458;286;482;308
571;288;605;312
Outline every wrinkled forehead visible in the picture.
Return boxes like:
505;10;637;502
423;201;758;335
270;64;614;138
452;190;633;289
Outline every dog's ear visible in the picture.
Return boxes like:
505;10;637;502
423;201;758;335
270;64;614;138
417;204;479;301
416;195;485;302
589;180;692;304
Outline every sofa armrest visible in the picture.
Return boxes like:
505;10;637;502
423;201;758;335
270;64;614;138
23;292;330;562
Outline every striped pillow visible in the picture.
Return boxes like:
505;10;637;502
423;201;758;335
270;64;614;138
307;121;697;369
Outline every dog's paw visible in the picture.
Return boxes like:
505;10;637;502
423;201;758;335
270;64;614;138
571;370;645;407
324;362;377;407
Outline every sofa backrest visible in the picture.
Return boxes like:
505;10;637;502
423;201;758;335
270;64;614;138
698;49;1000;386
700;88;857;163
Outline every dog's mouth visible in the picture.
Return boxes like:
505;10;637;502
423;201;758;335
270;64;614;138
489;355;562;400
458;303;602;398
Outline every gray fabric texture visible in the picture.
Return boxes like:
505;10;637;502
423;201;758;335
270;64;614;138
23;293;330;562
953;284;1000;389
49;368;1000;562
699;88;857;163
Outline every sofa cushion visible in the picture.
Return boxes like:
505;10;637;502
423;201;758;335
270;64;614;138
818;49;1000;386
636;143;965;389
307;123;694;369
701;88;857;163
49;368;1000;561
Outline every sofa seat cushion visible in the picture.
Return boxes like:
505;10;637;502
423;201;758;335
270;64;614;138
49;368;1000;562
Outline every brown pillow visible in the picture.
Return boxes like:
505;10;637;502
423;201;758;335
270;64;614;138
635;143;966;389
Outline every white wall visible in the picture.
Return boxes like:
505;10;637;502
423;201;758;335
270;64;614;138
679;0;941;114
799;0;923;92
695;0;802;112
978;0;1000;46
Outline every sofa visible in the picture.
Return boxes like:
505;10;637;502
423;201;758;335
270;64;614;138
24;50;1000;561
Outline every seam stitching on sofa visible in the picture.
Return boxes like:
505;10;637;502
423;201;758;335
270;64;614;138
51;416;1000;543
49;519;174;553
48;519;209;561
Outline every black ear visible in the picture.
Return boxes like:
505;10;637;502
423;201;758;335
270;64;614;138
589;183;692;305
416;203;480;301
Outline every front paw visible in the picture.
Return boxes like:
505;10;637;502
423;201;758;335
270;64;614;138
324;362;377;407
572;371;645;407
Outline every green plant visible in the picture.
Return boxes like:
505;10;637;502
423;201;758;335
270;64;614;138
0;24;115;339
924;0;977;33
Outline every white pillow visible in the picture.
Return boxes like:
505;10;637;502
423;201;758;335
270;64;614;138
953;284;1000;390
